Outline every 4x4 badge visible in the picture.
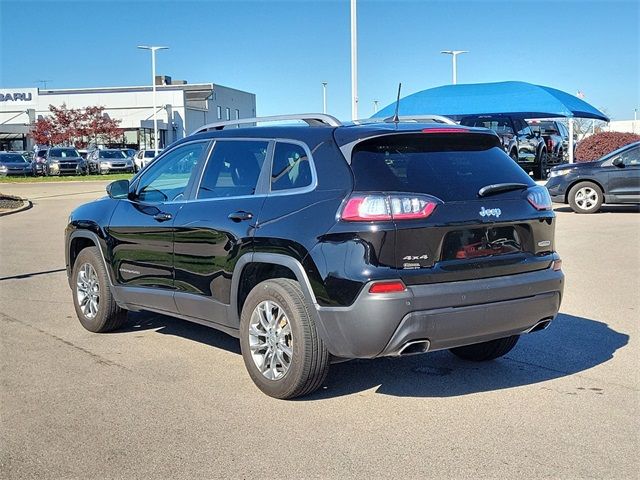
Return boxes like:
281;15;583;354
479;206;501;218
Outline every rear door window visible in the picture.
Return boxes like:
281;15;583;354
350;133;535;201
198;140;269;198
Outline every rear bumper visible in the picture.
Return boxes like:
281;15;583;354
314;266;564;359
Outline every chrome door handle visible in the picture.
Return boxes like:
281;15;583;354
153;212;172;222
228;211;253;222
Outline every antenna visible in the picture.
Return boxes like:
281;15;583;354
392;83;402;123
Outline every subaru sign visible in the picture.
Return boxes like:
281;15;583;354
0;88;37;108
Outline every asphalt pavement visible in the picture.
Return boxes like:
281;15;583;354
0;181;638;479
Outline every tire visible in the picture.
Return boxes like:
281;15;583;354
509;149;518;162
536;148;548;180
71;246;127;333
239;278;329;399
568;181;603;214
449;335;519;361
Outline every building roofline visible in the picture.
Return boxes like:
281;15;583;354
40;83;215;95
39;82;255;96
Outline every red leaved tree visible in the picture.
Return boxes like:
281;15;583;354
31;104;122;148
575;132;640;162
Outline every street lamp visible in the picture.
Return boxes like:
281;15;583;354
350;0;358;120
322;82;328;114
373;100;379;114
440;50;468;84
137;45;168;154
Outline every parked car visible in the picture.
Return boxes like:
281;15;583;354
65;113;564;399
546;141;640;213
133;149;163;172
86;149;135;174
46;147;87;176
528;119;571;165
32;148;49;176
122;148;136;159
0;152;32;176
460;114;548;179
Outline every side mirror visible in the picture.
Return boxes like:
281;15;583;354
612;157;624;167
106;179;130;199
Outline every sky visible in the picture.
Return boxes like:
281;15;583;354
1;0;638;121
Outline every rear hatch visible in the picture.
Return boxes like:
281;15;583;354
347;130;556;284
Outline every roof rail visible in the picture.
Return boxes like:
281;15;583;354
191;113;342;135
354;114;456;125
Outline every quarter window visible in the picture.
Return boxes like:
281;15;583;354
271;142;313;191
136;142;207;203
198;140;268;198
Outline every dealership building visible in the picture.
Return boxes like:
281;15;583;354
0;76;256;151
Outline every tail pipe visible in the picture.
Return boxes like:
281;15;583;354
398;339;431;356
526;317;554;334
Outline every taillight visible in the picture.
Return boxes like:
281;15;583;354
527;186;552;211
552;259;562;271
340;194;438;222
369;280;406;294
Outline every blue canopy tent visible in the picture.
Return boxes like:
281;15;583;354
373;81;609;162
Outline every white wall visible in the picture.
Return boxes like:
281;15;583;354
605;120;640;134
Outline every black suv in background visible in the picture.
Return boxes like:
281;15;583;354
65;114;564;399
528;119;571;165
460;114;548;179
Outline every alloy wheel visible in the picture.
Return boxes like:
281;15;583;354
76;262;100;319
574;187;599;210
248;300;293;380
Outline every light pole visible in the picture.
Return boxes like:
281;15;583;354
440;50;468;84
350;0;358;120
373;100;379;114
322;82;328;114
138;45;168;154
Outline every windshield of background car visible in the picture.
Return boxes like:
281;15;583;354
36;150;47;157
99;150;127;159
0;154;27;163
530;122;559;135
460;118;514;135
144;150;160;158
49;148;79;158
350;133;535;201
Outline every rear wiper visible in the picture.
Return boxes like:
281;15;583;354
478;183;529;197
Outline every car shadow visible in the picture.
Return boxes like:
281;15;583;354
117;311;241;355
114;312;627;400
554;205;640;213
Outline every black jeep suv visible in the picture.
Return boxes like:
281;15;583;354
65;114;564;399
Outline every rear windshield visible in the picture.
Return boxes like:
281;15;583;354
350;133;535;201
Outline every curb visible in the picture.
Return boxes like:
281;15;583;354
0;196;34;217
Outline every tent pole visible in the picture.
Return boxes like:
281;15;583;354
568;118;574;163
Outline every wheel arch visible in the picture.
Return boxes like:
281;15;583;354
230;253;320;327
67;230;113;288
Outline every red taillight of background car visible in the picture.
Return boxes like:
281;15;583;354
340;194;439;222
